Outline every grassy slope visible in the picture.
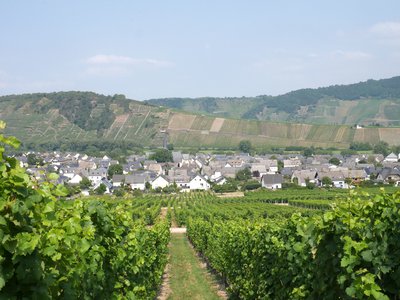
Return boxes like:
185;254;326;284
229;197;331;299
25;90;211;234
167;234;221;300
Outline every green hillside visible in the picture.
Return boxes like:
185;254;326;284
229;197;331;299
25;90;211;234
1;91;400;152
0;92;169;149
146;76;400;126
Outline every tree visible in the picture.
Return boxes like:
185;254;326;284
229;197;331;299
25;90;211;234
79;177;91;189
113;188;125;197
344;177;353;188
277;160;284;171
27;153;44;166
321;176;333;187
235;168;252;181
242;180;261;191
149;149;173;163
108;164;123;178
329;157;341;166
303;147;315;157
239;140;252;153
95;183;107;195
373;141;389;156
145;181;151;190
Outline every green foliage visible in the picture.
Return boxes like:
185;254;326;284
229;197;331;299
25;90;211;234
235;168;252;181
149;148;173;163
27;153;44;166
95;183;107;195
321;176;333;187
329;157;341;166
212;182;238;193
0;127;170;299
350;142;372;151
187;190;400;299
79;176;91;189
242;180;261;191
373;141;390;156
107;164;123;178
303;147;315;157
238;140;252;153
147;76;400;121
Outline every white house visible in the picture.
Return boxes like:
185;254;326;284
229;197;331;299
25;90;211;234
261;174;283;190
189;175;210;190
112;175;125;188
384;152;398;163
69;174;83;185
126;174;147;190
151;175;170;190
265;159;278;173
283;158;301;168
88;168;107;185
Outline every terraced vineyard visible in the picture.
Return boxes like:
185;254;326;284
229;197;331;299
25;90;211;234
1;92;400;150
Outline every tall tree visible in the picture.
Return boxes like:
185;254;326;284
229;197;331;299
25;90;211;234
239;140;252;153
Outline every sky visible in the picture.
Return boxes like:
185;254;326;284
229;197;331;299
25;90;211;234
0;1;400;100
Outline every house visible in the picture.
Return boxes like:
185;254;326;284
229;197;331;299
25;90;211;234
377;167;400;186
283;158;301;168
125;174;147;190
79;160;97;170
265;159;278;173
318;171;348;188
214;176;227;185
112;174;126;188
148;163;163;175
291;169;318;187
88;168;108;185
69;174;83;185
210;171;224;182
342;169;367;185
172;151;183;166
93;178;113;194
189;175;210;190
251;164;267;178
384;153;398;163
261;174;283;190
151;175;170;189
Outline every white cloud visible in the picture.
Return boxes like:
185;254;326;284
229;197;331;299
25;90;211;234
370;21;400;38
86;54;173;67
84;54;174;78
85;66;130;77
332;50;372;60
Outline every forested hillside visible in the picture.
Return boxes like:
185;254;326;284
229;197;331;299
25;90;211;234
146;76;400;126
1;90;400;152
0;91;169;152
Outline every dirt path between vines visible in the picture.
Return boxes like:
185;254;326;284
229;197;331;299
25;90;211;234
157;230;227;300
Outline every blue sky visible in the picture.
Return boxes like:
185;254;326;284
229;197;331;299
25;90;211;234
0;1;399;100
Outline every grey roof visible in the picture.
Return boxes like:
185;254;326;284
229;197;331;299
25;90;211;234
172;151;183;163
262;174;283;185
125;174;147;184
112;174;125;183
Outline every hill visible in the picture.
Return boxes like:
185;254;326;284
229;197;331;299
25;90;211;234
0;91;169;149
1;91;400;151
146;76;400;126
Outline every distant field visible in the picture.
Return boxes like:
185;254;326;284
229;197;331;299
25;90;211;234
166;112;400;149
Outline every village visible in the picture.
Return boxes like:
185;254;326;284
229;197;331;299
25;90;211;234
17;149;400;195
